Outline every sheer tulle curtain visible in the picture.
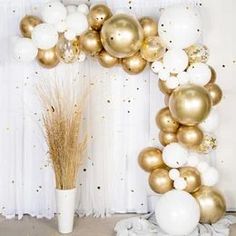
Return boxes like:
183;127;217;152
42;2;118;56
0;0;199;219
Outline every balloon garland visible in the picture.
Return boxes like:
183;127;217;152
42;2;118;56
13;2;226;235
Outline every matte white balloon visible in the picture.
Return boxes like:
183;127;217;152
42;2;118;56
201;167;219;186
166;76;180;89
177;71;190;85
77;4;89;15
55;20;67;33
66;12;88;35
158;5;202;49
42;1;67;24
188;63;211;86
163;49;189;74
197;161;210;174
174;177;187;190
151;61;163;74
199;109;220;133
155;190;200;235
187;153;200;167
13;38;38;62
32;23;58;50
163;143;188;168
67;5;77;14
158;67;170;81
169;169;180;180
64;30;76;41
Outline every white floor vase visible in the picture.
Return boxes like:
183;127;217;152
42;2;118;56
56;188;76;234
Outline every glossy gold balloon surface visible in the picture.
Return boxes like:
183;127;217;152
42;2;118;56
179;167;201;193
121;52;147;74
158;80;173;95
139;17;158;38
156;107;179;133
80;30;103;56
140;36;166;62
159;131;177;146
185;44;209;64
169;84;212;126
149;168;173;194
37;47;60;69
205;83;223;106
193;186;226;224
208;66;217;84
138;147;164;172
20;15;42;38
101;14;144;58
88;4;112;31
98;50;119;68
177;126;204;148
56;35;80;64
194;134;217;154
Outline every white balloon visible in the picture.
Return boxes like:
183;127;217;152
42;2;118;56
42;1;67;24
55;20;67;33
158;5;202;49
67;5;77;14
78;51;86;62
32;23;58;50
199;109;220;133
177;71;190;85
197;161;210;174
151;61;163;74
64;30;76;41
188;63;211;86
66;12;88;35
163;143;188;168
174;177;187;190
187;153;200;167
163;49;189;74
155;190;200;235
166;76;180;89
77;4;89;15
13;38;38;62
158;67;170;81
169;169;180;180
201;167;219;187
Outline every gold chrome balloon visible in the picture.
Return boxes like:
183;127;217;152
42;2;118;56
149;168;173;194
193;186;226;224
101;14;144;58
194;134;217;154
121;52;147;74
138;147;165;172
156;107;179;133
98;50;119;68
159;131;177;146
80;30;103;56
88;4;112;31
177;126;204;148
139;17;158;38
208;66;217;84
205;83;223;106
56;35;80;64
37;47;60;69
179;167;201;193
140;36;166;62
158;80;173;95
185;44;209;64
169;84;212;126
20;15;42;38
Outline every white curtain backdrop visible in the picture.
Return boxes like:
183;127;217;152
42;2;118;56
0;0;200;219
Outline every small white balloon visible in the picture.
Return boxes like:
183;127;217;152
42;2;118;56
177;71;190;85
55;20;67;33
64;30;76;41
187;153;200;167
199;109;220;133
66;12;89;35
13;38;38;62
166;76;180;89
151;61;163;74
155;190;200;235
163;143;188;168
67;5;77;14
42;1;67;24
158;67;170;81
78;51;86;62
77;4;89;15
169;169;180;180
188;63;211;86
197;161;210;174
163;49;189;74
174;177;187;190
32;23;59;50
201;167;219;186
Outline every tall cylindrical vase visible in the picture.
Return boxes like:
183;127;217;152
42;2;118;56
56;188;76;234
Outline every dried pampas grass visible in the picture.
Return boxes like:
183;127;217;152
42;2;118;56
38;76;86;190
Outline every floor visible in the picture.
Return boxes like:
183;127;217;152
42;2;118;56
0;214;236;236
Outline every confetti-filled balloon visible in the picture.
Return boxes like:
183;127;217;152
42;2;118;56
185;44;209;64
194;134;217;154
20;15;42;38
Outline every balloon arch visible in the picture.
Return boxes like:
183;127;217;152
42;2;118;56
14;2;225;235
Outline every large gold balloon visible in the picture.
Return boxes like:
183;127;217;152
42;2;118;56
80;30;103;56
37;47;60;69
121;52;147;74
177;126;204;148
101;14;144;58
158;80;173;95
138;147;165;172
88;4;112;31
140;36;166;62
98;50;119;68
156;107;179;133
20;15;42;38
139;17;158;38
193;186;226;224
205;83;223;106
185;44;209;64
56;35;80;64
169;84;212;126
179;167;201;193
159;131;177;146
149;168;173;194
194;134;217;154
